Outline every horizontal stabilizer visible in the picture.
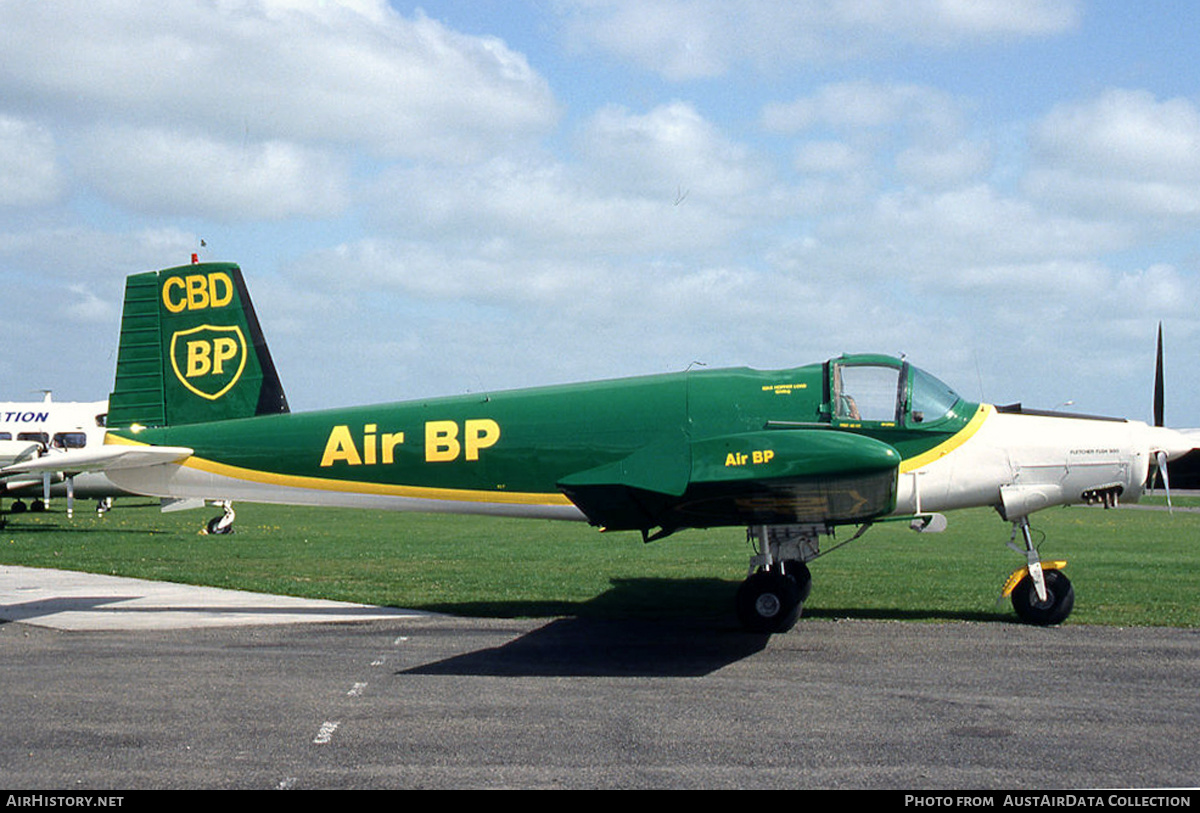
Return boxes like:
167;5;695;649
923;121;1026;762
0;444;193;476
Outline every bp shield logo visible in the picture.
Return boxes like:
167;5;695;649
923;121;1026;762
169;324;248;400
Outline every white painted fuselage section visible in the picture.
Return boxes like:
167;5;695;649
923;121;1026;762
896;406;1192;520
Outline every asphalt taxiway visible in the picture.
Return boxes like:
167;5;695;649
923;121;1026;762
2;565;1198;790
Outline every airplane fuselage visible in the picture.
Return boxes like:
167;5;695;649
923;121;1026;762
105;359;1183;533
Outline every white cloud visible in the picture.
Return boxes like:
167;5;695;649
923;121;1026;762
0;0;558;162
76;126;350;221
365;102;771;259
791;140;867;175
577;102;764;198
782;184;1132;283
368;156;733;258
558;0;1080;79
884;0;1081;39
0;226;197;281
63;284;117;324
762;80;963;135
1025;89;1200;221
763;80;991;188
0;116;65;207
895;139;993;188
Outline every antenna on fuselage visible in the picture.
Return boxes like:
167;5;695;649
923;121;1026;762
973;351;985;403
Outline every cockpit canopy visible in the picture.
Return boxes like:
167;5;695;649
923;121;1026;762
828;355;966;427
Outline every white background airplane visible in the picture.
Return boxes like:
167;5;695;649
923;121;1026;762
0;393;133;518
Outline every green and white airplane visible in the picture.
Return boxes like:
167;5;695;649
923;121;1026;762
6;262;1198;632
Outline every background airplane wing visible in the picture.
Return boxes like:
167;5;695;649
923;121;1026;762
0;440;43;475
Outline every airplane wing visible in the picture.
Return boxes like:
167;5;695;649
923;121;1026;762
0;444;194;478
0;440;43;475
558;428;901;539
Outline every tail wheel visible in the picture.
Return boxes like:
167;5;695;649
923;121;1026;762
735;569;803;634
205;515;234;535
204;501;236;535
1011;569;1075;626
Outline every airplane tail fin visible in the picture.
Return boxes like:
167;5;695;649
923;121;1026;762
107;262;289;428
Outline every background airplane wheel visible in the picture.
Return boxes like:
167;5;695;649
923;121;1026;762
736;569;802;633
1011;569;1074;626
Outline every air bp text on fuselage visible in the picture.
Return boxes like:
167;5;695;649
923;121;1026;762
320;419;502;467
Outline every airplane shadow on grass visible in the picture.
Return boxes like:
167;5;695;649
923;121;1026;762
399;577;1010;678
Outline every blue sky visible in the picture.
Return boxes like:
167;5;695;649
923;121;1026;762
2;1;1199;425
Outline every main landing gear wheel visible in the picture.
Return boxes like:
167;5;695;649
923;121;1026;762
735;567;806;634
1011;569;1074;626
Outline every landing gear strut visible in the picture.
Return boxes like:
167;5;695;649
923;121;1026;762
735;525;819;633
1006;516;1074;625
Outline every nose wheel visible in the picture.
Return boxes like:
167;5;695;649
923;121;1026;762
1005;517;1074;625
1009;568;1074;625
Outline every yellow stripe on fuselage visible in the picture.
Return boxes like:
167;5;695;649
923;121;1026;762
898;404;993;474
105;433;574;507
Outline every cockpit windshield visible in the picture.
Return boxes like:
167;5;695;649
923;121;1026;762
907;365;961;424
831;358;963;426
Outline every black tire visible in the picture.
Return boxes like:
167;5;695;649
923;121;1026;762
1011;569;1074;626
781;560;813;603
736;569;803;633
206;515;234;535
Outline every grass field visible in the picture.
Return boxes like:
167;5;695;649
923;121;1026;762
2;496;1198;627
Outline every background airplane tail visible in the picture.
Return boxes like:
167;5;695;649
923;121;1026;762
106;262;289;428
